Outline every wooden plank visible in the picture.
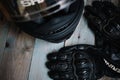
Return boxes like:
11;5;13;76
0;24;35;80
0;23;9;62
28;39;64;80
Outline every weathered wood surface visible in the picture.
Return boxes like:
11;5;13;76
0;23;9;62
0;24;35;80
0;0;119;80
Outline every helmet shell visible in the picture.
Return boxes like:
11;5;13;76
0;0;84;43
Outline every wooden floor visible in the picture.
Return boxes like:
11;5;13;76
0;0;119;80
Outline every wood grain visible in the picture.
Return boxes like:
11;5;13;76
0;23;9;62
0;0;119;80
0;24;35;80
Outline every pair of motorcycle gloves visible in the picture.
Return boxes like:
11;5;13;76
46;1;120;80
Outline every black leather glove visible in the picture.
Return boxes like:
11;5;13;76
46;45;104;80
101;45;120;78
84;1;120;49
84;1;120;78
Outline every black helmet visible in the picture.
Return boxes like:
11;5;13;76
0;0;84;42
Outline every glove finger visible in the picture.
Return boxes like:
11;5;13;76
85;4;106;21
47;52;58;60
59;46;77;52
47;52;73;61
48;71;75;80
104;21;120;39
92;1;103;9
92;1;107;20
77;68;92;80
46;61;72;71
92;1;117;18
102;1;118;18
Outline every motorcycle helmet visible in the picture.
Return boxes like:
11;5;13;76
0;0;84;43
